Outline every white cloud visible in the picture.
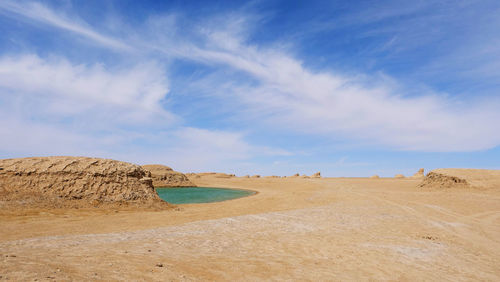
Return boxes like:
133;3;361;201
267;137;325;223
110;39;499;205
0;54;174;125
0;55;287;171
155;127;255;171
0;0;130;51
133;127;292;172
1;0;499;161
0;54;182;162
168;20;500;151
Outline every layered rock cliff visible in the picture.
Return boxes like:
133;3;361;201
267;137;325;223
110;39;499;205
0;156;164;208
141;164;194;187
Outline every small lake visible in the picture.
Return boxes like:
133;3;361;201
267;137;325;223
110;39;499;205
156;187;256;204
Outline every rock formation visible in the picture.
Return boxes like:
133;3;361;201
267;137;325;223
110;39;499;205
370;175;380;179
291;173;300;177
312;172;321;178
251;175;261;178
141;164;194;187
410;168;425;179
0;156;164;208
418;169;500;189
394;174;405;179
213;173;234;178
196;172;217;176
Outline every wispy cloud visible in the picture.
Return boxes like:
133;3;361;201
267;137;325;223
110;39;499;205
0;54;173;125
164;20;500;151
145;127;291;172
0;0;131;51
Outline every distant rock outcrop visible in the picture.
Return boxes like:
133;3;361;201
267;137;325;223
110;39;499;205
410;168;425;179
312;172;321;178
213;173;234;178
394;174;405;179
142;164;194;187
195;172;217;176
370;175;380;179
251;175;261;178
190;172;235;178
418;169;500;189
290;173;299;177
0;156;163;208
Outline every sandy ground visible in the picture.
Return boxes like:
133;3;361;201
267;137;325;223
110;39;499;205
1;176;500;281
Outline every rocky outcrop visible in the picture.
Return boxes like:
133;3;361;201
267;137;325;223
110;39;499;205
141;164;194;187
195;172;217;176
394;174;405;179
214;173;234;178
418;169;500;189
0;156;163;208
251;175;261;178
312;172;321;178
370;175;380;179
410;168;425;179
419;171;468;189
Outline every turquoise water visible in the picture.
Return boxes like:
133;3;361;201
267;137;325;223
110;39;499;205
156;187;255;204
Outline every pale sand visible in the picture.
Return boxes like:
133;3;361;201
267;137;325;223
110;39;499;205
1;176;500;280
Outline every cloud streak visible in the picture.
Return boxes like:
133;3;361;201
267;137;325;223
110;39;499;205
168;21;500;151
0;0;131;51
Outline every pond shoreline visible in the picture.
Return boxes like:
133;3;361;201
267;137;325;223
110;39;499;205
155;186;257;204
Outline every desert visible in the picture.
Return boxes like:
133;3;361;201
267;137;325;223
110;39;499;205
1;158;500;280
2;1;500;281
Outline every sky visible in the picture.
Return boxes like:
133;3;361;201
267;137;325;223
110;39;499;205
0;0;499;176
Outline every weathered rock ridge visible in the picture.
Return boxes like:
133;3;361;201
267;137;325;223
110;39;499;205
419;168;500;189
141;164;194;187
0;156;163;208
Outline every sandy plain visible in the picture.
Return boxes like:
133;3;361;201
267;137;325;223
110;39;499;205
1;175;500;281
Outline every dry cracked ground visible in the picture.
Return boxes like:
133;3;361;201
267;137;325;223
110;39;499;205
1;177;499;281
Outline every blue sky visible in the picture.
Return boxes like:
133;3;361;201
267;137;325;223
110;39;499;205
0;0;499;176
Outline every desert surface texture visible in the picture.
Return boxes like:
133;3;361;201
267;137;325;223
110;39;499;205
1;158;500;281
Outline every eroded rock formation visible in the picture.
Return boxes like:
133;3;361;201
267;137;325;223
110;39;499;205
141;164;194;187
0;156;163;208
411;168;425;179
418;169;500;189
